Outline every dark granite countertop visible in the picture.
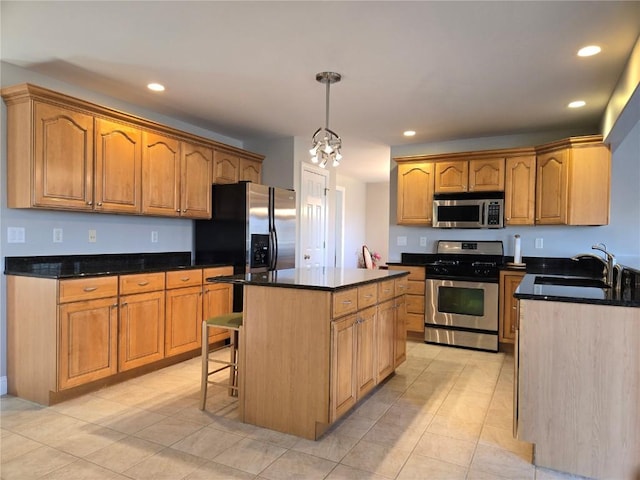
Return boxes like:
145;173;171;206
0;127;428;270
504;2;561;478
206;267;408;292
515;273;640;307
4;252;230;279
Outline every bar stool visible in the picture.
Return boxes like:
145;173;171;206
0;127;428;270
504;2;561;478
200;312;243;410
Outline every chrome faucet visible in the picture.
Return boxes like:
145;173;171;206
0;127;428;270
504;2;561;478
571;243;616;287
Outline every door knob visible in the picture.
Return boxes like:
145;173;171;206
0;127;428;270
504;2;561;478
304;254;311;260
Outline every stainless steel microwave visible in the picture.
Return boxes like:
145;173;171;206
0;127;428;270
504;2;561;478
432;192;504;228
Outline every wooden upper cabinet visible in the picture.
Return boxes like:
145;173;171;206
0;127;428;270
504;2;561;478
142;131;181;217
2;83;265;217
95;118;142;214
535;137;610;225
240;157;262;183
505;155;536;225
435;158;505;193
213;151;240;184
30;101;94;210
180;142;213;218
396;161;434;225
469;158;505;192
435;161;469;193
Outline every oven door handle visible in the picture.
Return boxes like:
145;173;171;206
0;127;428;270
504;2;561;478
481;202;486;224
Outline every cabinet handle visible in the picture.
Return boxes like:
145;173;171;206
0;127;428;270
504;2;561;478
384;289;391;293
364;294;373;298
398;285;406;289
182;209;187;213
511;324;515;333
97;202;103;206
112;303;118;308
176;209;181;212
180;277;190;282
121;302;128;307
342;300;352;305
512;305;517;310
83;286;97;292
138;281;149;286
86;201;93;206
506;217;511;220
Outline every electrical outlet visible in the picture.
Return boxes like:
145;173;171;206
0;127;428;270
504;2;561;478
7;227;25;243
151;231;158;243
420;237;427;247
88;229;97;243
397;236;407;246
535;238;543;249
53;228;63;243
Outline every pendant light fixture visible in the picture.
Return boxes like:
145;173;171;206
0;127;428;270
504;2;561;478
310;71;342;168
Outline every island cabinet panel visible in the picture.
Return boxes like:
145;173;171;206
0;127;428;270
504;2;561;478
165;269;203;357
241;286;331;440
504;155;536;225
394;294;407;366
240;273;408;440
517;300;640;479
118;272;166;371
376;299;396;382
396;162;434;225
94;118;142;214
331;314;358;420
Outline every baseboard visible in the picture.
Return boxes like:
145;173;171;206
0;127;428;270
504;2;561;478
0;376;7;396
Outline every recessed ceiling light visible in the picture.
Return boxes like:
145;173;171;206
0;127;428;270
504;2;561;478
577;45;601;57
147;83;165;92
403;130;416;137
568;100;586;108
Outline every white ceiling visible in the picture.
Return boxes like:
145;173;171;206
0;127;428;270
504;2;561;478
2;1;639;182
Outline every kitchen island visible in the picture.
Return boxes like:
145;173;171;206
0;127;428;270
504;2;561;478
514;272;640;479
208;267;409;440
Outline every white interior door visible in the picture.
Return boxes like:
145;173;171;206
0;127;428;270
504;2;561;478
300;165;328;267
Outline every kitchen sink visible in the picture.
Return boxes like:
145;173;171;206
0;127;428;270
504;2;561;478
534;276;610;288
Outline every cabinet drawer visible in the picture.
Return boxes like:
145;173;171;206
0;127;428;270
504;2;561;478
407;295;425;314
407;313;425;333
333;288;358;318
358;284;378;309
203;266;234;280
406;280;425;296
119;272;165;294
166;269;202;289
58;276;118;303
395;276;409;297
399;266;425;281
378;280;395;302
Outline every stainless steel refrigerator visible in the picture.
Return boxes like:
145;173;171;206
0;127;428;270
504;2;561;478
194;182;296;311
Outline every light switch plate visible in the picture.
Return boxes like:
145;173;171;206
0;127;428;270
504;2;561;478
151;231;158;243
53;228;63;243
397;236;407;246
535;238;543;249
420;237;427;247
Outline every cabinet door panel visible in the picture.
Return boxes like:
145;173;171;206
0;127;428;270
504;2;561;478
142;131;180;216
536;150;567;224
181;143;212;218
165;286;203;356
469;158;505;192
58;297;118;389
356;307;376;399
203;283;233;343
394;296;407;367
397;162;433;225
95;118;141;213
239;158;261;184
33;102;94;209
119;291;165;371
376;300;395;382
435;161;468;193
213;151;239;184
331;314;357;421
505;156;536;225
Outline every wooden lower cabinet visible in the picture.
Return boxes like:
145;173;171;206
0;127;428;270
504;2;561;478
165;285;203;357
376;299;396;382
499;270;525;344
331;314;358;420
119;291;165;371
203;266;234;343
394;294;407;366
59;296;119;390
388;265;425;334
356;306;377;398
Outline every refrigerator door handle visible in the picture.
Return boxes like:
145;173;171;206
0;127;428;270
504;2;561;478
272;228;279;270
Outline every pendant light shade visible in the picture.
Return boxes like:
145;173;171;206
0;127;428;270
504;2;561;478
310;72;342;168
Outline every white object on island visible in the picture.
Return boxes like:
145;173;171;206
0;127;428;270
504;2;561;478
514;234;522;264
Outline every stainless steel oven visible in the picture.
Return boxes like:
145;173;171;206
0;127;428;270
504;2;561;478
426;279;499;351
423;240;503;352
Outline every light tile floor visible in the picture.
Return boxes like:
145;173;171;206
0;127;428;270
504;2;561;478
1;340;589;479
